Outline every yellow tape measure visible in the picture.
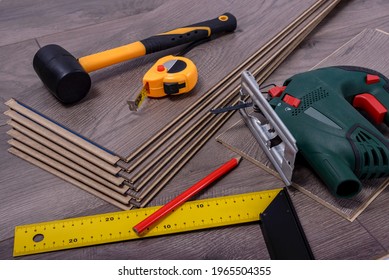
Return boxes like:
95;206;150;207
128;55;198;111
13;189;281;257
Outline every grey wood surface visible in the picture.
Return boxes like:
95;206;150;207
2;0;342;211
1;0;389;260
1;1;335;214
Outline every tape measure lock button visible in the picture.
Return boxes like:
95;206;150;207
157;65;165;72
164;82;186;95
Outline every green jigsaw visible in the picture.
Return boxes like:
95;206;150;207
239;66;389;198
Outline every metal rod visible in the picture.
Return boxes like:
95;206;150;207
132;109;236;206
129;92;238;185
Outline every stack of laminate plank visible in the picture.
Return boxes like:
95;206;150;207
4;0;340;209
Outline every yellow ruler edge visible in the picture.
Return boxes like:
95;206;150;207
13;189;282;257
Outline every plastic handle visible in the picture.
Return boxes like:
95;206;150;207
334;66;389;124
140;13;237;54
79;41;146;73
79;13;236;73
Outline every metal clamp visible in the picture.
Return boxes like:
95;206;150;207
239;71;298;185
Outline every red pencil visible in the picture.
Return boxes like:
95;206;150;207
133;156;242;234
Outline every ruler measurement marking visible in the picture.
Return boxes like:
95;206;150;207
14;189;281;256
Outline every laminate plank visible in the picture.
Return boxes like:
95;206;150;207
6;124;124;186
289;189;387;259
0;40;41;125
262;0;389;86
314;29;389;73
6;99;120;164
357;187;389;252
8;147;132;210
5;112;121;175
8;141;130;204
7;132;128;193
0;126;113;244
0;0;165;46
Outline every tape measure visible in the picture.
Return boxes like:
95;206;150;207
13;189;281;257
128;55;198;111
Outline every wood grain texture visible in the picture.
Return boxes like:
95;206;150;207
289;189;386;259
6;124;124;186
0;40;41;125
0;0;166;46
5;112;121;174
6;99;120;164
313;28;389;71
8;141;131;204
7;131;128;192
8;147;132;210
1;0;389;260
3;0;336;210
357;186;389;252
261;0;389;86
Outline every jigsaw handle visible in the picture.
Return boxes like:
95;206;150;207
334;66;389;125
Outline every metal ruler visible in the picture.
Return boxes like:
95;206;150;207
14;189;282;257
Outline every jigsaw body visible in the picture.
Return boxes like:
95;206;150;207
240;66;389;198
270;66;389;197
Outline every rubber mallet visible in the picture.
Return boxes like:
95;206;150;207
33;13;237;104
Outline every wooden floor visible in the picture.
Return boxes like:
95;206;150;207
1;0;389;260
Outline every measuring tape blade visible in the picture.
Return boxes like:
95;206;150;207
13;189;281;257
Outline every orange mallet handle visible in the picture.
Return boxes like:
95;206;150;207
79;13;237;73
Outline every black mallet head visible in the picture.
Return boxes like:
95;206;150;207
33;44;91;104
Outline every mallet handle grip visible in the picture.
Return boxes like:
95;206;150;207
78;13;236;73
79;41;146;73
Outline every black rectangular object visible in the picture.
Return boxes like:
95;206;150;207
259;188;314;260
